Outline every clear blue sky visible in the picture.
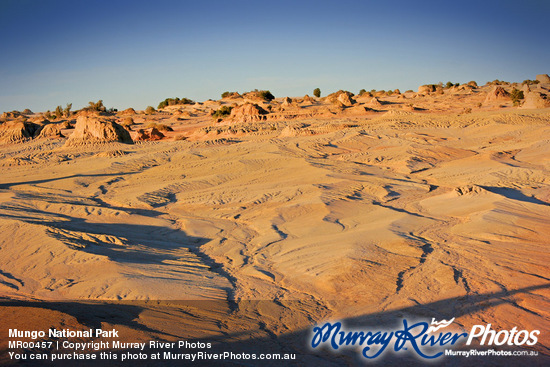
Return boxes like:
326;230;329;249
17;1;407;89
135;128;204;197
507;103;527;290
1;0;548;112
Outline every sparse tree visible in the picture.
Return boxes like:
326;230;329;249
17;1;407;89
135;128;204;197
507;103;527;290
313;88;321;98
63;103;72;117
54;105;63;119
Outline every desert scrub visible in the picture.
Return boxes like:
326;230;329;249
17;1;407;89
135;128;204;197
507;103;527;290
145;106;156;115
258;90;275;101
313;88;321;98
157;97;194;109
510;88;524;106
84;100;107;112
211;106;233;119
147;122;173;131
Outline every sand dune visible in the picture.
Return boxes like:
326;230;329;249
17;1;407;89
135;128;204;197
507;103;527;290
1;86;550;365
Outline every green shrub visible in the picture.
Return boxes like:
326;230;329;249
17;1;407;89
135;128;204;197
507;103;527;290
358;89;366;95
221;91;230;98
446;81;453;89
313;88;321;98
510;88;524;106
258;90;275;101
157;97;194;109
522;79;540;85
145;106;156;114
211;106;233;119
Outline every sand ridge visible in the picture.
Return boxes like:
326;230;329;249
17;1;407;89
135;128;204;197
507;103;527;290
1;88;550;364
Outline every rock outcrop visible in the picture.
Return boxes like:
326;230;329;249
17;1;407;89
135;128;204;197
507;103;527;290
135;127;165;141
37;123;65;139
337;92;355;106
484;86;510;104
368;97;383;108
520;91;550;109
229;103;268;123
0;121;42;144
418;84;436;94
64;116;133;146
325;90;355;106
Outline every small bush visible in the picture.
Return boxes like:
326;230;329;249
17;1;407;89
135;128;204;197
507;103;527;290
145;106;156;115
211;106;233;119
510;88;524;106
85;100;106;112
522;79;540;85
157;97;194;109
446;81;453;89
358;89;366;96
54;105;63;119
258;90;275;101
22;108;33;115
63;103;72;117
313;88;321;98
147;122;173;131
468;81;478;87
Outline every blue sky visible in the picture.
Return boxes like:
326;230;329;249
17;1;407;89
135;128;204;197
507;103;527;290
1;0;548;112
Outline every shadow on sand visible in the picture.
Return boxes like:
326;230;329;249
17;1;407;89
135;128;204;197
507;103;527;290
0;283;548;366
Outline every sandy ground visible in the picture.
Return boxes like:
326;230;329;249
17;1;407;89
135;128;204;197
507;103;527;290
0;90;549;365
